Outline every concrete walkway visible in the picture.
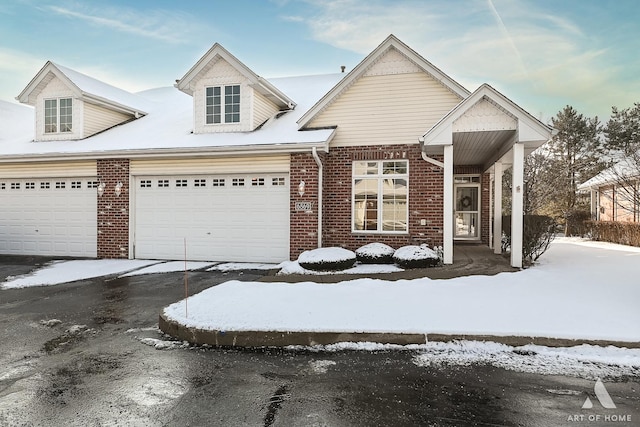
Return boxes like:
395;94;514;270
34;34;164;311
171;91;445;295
260;243;518;283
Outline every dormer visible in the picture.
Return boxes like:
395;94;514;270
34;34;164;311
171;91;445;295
16;62;147;142
175;43;295;134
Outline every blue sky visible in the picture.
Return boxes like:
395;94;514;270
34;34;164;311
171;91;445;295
1;0;638;122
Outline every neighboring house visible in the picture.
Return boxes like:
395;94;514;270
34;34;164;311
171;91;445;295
0;35;553;268
580;158;640;223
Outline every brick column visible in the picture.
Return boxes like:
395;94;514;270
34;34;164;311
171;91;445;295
97;159;130;258
289;153;320;260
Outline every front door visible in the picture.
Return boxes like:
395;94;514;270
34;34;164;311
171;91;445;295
454;177;480;240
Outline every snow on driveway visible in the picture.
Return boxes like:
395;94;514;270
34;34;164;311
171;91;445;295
120;261;216;277
1;259;158;289
163;238;640;342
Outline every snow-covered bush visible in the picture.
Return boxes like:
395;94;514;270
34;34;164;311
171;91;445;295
355;243;395;264
393;245;441;269
297;247;357;271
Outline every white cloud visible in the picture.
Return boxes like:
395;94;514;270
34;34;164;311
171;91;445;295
291;0;630;118
46;4;206;44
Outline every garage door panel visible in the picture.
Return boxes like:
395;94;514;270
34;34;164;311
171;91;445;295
134;173;289;262
0;177;97;257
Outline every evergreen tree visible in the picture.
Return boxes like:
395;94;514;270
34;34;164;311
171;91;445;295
548;106;604;233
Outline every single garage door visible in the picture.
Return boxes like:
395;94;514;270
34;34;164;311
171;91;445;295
0;178;98;257
134;173;289;262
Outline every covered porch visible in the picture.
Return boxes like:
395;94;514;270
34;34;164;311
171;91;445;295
420;84;554;268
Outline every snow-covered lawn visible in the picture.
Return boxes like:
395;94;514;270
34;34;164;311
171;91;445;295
208;262;280;272
1;259;158;289
164;238;640;343
278;261;403;275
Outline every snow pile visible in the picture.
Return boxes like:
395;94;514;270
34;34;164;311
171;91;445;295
393;245;440;268
298;247;356;271
120;261;214;277
208;262;280;272
1;259;158;289
277;261;403;275
163;239;640;342
412;341;640;380
355;243;395;264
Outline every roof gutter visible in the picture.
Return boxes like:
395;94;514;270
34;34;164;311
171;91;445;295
418;136;444;168
311;146;323;249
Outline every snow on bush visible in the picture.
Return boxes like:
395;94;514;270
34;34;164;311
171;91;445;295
393;245;441;269
355;243;395;264
297;247;357;271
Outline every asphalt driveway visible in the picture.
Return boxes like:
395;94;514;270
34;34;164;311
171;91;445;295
1;257;639;426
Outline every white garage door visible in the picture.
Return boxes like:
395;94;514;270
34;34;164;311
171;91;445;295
134;174;289;262
0;178;98;257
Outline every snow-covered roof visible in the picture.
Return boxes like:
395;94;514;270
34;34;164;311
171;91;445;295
16;61;149;116
175;43;296;109
579;156;640;190
0;73;344;161
0;100;33;144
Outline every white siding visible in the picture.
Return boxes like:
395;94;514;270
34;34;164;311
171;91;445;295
130;156;290;175
308;72;462;147
253;91;279;129
192;58;252;134
84;102;131;138
0;161;96;178
35;75;82;142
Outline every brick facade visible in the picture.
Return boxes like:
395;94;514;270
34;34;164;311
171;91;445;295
322;145;445;253
97;159;130;258
289;153;321;260
289;147;494;259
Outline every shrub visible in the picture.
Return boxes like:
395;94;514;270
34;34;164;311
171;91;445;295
297;247;357;271
502;215;556;265
392;245;441;269
565;210;591;237
587;221;640;247
355;243;395;264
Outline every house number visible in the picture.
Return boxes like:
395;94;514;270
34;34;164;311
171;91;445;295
295;201;313;211
383;151;407;159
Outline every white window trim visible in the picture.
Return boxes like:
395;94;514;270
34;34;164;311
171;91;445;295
205;84;240;125
351;160;409;234
44;97;73;134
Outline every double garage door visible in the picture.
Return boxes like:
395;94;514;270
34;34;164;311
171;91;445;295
133;173;290;262
0;177;97;257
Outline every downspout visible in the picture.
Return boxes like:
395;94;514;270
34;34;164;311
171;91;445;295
311;146;323;248
418;137;444;168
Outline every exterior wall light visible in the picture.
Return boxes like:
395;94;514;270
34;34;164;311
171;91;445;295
298;180;305;196
114;182;123;197
97;182;106;197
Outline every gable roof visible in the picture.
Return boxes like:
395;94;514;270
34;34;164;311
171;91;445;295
16;61;149;116
579;155;640;190
297;34;471;129
175;43;295;110
421;84;555;169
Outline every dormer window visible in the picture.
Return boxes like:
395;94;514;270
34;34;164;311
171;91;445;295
205;85;240;124
44;97;72;133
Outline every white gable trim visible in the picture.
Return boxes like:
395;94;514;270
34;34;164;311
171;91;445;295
16;62;147;117
297;34;470;129
422;84;553;147
175;43;295;110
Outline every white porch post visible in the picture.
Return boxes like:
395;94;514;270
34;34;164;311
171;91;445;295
511;143;524;268
443;144;454;264
493;161;503;254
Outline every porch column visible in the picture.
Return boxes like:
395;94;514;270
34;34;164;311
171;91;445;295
511;143;524;268
443;144;454;264
493;161;503;254
590;189;597;220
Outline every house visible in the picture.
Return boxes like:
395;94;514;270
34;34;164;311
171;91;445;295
0;35;554;268
580;157;640;223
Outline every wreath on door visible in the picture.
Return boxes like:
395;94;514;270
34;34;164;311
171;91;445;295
460;195;472;209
